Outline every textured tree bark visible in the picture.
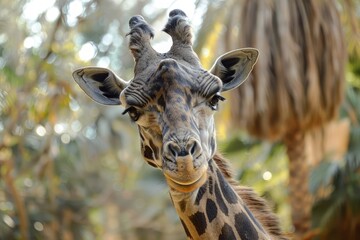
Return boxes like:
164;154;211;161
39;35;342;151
284;132;312;237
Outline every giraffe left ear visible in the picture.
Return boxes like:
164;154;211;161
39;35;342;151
210;48;259;91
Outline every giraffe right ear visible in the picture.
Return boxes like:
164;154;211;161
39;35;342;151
72;67;129;105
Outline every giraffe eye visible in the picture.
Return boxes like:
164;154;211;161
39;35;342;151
122;106;141;121
208;93;225;111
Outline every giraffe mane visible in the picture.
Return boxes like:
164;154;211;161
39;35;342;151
213;153;289;240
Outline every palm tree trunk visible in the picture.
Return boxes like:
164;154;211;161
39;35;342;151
284;132;312;237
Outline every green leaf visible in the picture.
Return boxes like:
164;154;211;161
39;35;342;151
309;161;339;194
312;195;342;229
348;127;360;154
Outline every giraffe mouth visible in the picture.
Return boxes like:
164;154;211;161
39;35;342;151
162;152;208;192
164;171;207;193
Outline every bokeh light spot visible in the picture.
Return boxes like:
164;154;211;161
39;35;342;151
35;125;47;137
78;42;97;61
263;171;273;181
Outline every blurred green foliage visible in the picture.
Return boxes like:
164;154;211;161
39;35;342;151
309;58;360;239
0;0;359;240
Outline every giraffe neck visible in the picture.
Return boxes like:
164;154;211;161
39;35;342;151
169;156;271;240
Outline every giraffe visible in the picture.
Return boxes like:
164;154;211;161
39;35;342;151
72;10;286;240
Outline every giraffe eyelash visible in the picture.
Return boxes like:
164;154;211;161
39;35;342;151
122;106;141;122
208;93;226;111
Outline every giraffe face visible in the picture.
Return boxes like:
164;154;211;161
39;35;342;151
120;58;224;192
72;9;258;193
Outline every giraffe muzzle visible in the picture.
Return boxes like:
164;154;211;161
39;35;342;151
163;140;208;192
163;156;208;193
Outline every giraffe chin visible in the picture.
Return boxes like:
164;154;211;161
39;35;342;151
164;171;207;193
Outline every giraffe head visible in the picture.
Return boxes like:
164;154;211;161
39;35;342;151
73;10;258;193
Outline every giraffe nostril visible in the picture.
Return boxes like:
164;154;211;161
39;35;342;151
165;139;201;159
190;141;197;155
188;139;202;158
166;142;180;158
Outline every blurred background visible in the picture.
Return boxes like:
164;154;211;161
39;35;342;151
0;0;359;239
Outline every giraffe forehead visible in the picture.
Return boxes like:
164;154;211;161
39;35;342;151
124;58;222;107
152;59;199;89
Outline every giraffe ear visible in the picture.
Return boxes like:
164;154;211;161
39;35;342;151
210;48;259;91
72;67;128;105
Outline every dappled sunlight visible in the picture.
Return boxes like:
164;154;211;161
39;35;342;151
78;41;97;61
